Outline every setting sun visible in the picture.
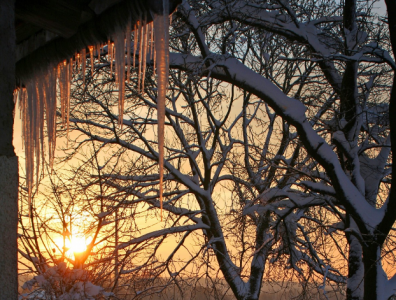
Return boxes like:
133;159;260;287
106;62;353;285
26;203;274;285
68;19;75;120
69;236;87;253
54;236;88;255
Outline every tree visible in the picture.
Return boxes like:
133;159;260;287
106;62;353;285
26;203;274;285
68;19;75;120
168;1;395;299
20;0;396;300
18;160;119;299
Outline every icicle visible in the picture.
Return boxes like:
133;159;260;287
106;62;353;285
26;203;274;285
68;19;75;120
133;23;137;69
75;53;80;73
114;43;118;85
13;89;18;119
23;86;30;212
37;74;46;177
113;42;115;66
153;0;170;219
138;18;144;92
67;59;72;136
89;46;94;78
108;40;113;75
45;66;57;169
25;80;37;214
114;28;126;127
19;63;62;214
153;40;156;79
15;0;174;221
81;48;87;84
150;22;154;61
141;19;149;93
58;61;68;125
97;44;101;63
126;21;132;83
57;65;63;121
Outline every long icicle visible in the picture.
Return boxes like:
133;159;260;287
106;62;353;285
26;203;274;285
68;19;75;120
150;22;154;60
133;23;137;69
81;48;86;85
141;17;149;93
89;46;94;78
114;28;126;128
108;40;113;75
37;75;45;176
114;42;118;85
126;21;132;83
96;44;101;63
153;0;170;219
65;59;71;144
45;67;57;169
138;17;144;92
25;81;36;213
153;38;156;79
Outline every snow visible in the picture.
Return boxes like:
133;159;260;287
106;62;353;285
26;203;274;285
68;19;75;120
20;263;111;300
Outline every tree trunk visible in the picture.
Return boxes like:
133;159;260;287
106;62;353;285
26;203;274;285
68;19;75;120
346;234;364;300
363;242;380;300
0;1;18;299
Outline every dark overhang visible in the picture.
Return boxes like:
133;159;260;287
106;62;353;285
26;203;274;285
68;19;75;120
15;0;180;84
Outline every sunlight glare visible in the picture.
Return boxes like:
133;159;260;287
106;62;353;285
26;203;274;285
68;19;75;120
69;236;87;253
55;236;88;255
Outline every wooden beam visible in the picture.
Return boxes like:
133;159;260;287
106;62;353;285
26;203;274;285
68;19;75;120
15;0;181;84
15;0;85;38
15;20;41;43
89;0;124;15
0;1;18;299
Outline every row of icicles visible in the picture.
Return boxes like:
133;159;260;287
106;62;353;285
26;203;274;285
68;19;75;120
14;9;169;215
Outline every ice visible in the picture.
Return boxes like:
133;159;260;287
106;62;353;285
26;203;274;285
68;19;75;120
16;0;174;221
81;48;86;84
138;17;144;92
89;46;94;77
141;21;149;92
126;21;132;83
150;22;154;60
46;66;57;169
113;28;126;127
58;61;68;126
153;0;170;215
67;59;72;134
133;23;137;69
108;40;113;74
96;44;101;62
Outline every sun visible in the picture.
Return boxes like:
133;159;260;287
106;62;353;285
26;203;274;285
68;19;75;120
54;236;88;255
69;236;87;253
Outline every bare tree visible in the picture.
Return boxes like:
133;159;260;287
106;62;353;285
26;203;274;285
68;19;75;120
167;1;395;300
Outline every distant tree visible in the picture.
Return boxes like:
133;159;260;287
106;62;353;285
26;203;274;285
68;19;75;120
18;154;126;299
